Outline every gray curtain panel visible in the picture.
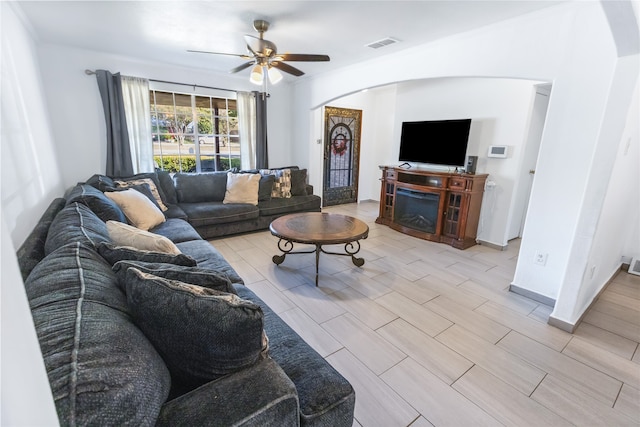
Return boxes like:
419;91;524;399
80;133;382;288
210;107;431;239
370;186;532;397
255;91;268;169
96;70;134;177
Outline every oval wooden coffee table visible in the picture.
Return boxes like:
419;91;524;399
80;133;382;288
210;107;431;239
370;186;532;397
269;212;369;286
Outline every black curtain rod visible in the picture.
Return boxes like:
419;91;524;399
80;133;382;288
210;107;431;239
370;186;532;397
84;69;235;93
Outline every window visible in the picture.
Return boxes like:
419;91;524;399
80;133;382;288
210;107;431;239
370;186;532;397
150;89;239;173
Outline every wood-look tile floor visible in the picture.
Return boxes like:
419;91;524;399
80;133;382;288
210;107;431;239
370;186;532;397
210;201;640;426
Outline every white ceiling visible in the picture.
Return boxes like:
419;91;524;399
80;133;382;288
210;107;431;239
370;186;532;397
16;1;564;81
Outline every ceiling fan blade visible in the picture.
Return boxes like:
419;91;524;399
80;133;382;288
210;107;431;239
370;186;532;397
187;49;252;60
278;53;330;62
271;61;305;77
229;61;254;74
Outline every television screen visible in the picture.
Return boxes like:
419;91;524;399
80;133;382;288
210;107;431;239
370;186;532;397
399;119;471;167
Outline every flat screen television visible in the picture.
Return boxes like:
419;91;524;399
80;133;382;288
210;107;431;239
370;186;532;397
399;119;472;167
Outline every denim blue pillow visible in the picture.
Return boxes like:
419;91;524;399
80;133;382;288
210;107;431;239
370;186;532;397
65;184;127;223
112;261;236;295
24;242;171;425
97;242;197;267
123;267;268;389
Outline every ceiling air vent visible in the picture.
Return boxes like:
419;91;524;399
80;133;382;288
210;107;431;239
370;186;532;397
366;37;400;49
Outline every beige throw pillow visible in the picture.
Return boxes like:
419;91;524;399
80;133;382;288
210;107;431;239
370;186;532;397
105;188;166;231
106;221;181;254
223;172;261;205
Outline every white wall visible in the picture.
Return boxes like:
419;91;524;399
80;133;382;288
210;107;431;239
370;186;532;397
326;77;540;247
36;44;295;189
395;78;539;246
292;1;639;327
1;7;65;247
554;56;640;323
0;3;61;424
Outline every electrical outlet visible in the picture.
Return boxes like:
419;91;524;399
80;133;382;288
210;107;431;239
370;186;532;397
534;252;547;266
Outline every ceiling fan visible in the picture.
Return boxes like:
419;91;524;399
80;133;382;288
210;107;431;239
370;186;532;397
188;19;330;85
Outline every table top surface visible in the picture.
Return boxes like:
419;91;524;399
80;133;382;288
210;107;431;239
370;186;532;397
270;212;369;244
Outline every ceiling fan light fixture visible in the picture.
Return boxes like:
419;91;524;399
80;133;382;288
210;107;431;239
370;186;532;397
249;64;264;85
267;66;283;84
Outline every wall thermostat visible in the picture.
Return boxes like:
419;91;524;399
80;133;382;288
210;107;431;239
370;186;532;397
488;145;508;158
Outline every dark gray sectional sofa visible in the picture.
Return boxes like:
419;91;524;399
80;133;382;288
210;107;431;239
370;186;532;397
16;170;354;426
86;167;321;239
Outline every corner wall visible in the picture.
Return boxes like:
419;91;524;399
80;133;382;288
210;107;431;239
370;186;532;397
1;3;61;424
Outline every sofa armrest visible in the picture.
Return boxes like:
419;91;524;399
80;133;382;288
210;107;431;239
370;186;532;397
305;184;314;195
156;357;299;427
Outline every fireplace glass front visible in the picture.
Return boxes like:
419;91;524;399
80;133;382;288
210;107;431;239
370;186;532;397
394;188;440;234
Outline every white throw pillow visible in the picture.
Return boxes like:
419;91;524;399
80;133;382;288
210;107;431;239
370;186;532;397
106;221;181;254
105;188;166;231
223;172;261;205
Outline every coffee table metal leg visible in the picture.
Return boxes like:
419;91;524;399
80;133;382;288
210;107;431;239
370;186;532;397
272;238;293;265
273;238;365;287
320;240;366;267
315;244;321;286
345;241;365;267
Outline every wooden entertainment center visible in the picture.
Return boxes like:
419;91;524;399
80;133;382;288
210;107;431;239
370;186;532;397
376;166;488;249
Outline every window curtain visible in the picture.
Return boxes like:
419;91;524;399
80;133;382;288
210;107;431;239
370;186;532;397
95;70;134;177
237;91;256;170
255;91;269;169
121;76;154;173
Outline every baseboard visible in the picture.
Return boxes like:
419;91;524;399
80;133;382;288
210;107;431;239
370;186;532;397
477;240;508;251
545;266;625;333
547;315;576;333
509;284;556;307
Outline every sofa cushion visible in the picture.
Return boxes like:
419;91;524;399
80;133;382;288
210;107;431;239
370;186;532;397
121;268;268;388
112;261;237;294
24;242;171;425
65;184;127;223
291;169;309;196
174;240;244;284
174;172;228;203
45;202;111;255
97;242;197;267
179;202;259;227
150;218;202;243
235;284;356;426
105;188;166;231
156;358;299;427
162;204;189;221
223;172;261;205
260;168;292;198
258;194;322;217
106;221;181;254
